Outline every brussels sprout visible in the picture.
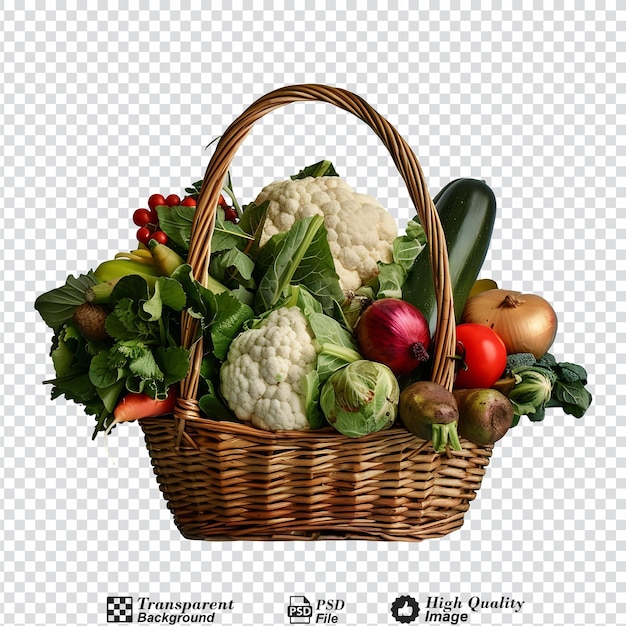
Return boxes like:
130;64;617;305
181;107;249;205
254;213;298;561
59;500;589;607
320;360;400;437
508;366;557;424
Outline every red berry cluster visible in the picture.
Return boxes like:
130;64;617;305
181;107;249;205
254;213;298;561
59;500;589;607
133;193;198;245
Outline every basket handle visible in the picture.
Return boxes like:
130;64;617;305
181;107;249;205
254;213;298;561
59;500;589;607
176;84;456;423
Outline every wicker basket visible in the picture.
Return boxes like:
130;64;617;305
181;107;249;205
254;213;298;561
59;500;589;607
139;84;493;541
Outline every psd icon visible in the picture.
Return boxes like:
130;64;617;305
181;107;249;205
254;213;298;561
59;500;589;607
287;595;313;624
391;595;420;624
107;597;133;623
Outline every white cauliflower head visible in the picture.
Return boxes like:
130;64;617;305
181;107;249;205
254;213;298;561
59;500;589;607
219;306;319;431
254;176;398;292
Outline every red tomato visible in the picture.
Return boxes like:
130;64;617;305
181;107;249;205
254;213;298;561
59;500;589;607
136;227;152;245
132;208;152;227
165;194;181;207
181;196;197;207
150;230;168;245
454;323;507;389
148;193;167;210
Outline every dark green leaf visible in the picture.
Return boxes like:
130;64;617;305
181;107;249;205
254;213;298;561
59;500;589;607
552;380;592;417
109;274;151;307
554;362;588;384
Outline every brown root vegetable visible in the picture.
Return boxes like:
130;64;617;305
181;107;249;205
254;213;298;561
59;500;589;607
453;388;514;445
399;381;462;453
72;303;109;342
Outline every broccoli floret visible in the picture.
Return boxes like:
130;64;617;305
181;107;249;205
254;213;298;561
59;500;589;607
536;352;557;368
507;352;536;371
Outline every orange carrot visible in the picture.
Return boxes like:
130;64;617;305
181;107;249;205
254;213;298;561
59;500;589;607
105;388;177;439
114;388;177;422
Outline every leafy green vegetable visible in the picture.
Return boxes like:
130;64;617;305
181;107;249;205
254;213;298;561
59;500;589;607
508;366;556;424
321;360;399;437
39;270;194;436
35;272;98;330
508;352;592;425
370;218;426;300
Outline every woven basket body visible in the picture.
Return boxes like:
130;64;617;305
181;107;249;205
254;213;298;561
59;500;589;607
139;84;493;541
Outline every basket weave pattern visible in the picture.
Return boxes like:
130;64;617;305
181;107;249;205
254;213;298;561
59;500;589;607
139;85;493;541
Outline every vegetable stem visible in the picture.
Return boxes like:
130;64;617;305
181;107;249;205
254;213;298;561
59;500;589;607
319;343;362;364
222;174;243;219
431;422;463;453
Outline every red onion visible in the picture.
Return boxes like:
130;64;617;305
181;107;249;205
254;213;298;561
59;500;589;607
356;298;430;376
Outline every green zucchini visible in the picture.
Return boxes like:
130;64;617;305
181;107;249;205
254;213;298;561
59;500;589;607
403;178;497;334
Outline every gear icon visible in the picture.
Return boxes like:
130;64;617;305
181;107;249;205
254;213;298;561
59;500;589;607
391;595;420;623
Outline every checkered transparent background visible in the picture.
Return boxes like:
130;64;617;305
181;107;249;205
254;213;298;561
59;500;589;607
2;2;624;625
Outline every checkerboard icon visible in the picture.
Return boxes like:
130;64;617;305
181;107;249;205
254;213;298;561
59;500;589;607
107;597;133;623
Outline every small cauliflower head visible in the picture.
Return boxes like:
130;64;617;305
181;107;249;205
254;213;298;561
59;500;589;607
255;176;398;292
219;306;318;431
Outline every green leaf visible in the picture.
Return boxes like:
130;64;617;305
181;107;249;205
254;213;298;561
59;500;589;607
142;277;187;321
393;231;426;271
47;370;102;407
35;272;98;330
290;160;339;180
371;222;427;299
238;199;269;257
375;263;406;300
89;350;125;388
129;348;164;381
153;346;190;386
204;291;254;361
254;215;343;315
50;324;83;377
156;205;196;250
554;362;588;384
302;369;324;429
105;298;156;341
210;247;256;290
552;380;592;418
170;264;210;322
109;274;151;306
306;310;361;384
197;372;238;422
198;392;239;421
96;379;126;413
212;212;254;252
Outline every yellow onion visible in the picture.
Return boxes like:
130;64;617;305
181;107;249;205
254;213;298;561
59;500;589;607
461;289;558;358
